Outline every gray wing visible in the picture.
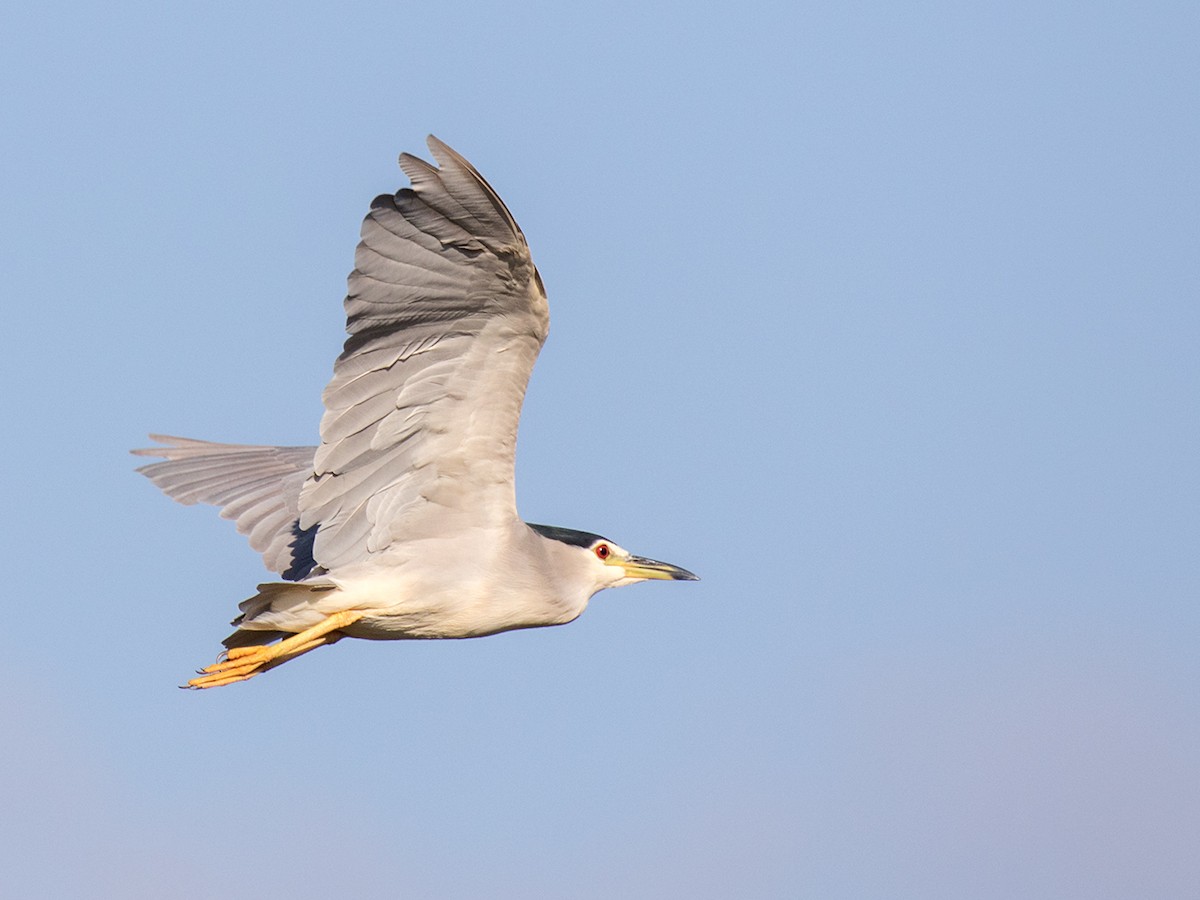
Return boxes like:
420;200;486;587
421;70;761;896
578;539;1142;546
298;136;549;572
133;435;320;580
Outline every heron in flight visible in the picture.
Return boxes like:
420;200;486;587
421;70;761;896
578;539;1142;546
135;137;697;689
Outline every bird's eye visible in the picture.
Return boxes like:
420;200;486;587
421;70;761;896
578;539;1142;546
594;543;611;560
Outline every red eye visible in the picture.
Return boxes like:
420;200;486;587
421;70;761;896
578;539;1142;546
594;543;611;560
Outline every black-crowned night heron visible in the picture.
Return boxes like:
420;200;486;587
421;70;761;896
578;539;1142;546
135;137;697;689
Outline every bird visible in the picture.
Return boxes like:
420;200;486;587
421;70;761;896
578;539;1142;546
134;136;698;689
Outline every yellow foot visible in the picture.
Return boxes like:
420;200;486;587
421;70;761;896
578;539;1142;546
183;610;365;689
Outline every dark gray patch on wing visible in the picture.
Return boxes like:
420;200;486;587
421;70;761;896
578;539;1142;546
281;521;320;581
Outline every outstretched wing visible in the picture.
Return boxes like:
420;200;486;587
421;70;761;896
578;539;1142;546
133;436;320;580
298;136;549;572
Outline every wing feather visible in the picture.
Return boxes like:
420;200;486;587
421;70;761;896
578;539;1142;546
299;137;549;572
133;436;319;579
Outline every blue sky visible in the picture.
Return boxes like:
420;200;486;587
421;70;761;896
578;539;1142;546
2;1;1197;897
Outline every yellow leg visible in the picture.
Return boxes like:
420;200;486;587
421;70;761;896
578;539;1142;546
184;610;365;689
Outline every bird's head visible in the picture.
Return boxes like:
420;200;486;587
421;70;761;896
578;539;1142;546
529;523;699;593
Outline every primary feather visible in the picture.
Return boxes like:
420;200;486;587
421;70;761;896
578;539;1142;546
133;436;318;580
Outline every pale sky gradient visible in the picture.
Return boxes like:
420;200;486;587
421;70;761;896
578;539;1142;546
2;1;1198;897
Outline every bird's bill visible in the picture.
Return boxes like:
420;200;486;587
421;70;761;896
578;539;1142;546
620;555;700;582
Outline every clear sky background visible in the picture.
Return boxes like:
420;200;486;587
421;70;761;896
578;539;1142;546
2;2;1197;897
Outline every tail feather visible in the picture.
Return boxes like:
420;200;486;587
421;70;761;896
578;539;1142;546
222;581;340;649
222;628;288;650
